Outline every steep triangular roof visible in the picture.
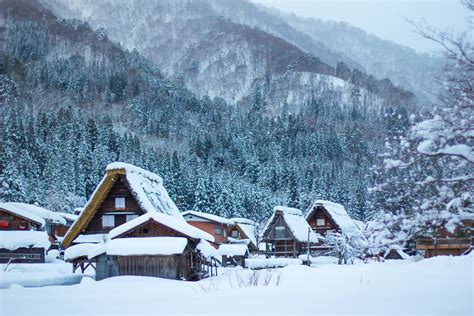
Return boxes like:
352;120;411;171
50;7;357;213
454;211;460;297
230;217;258;249
306;200;364;238
62;162;184;247
262;206;320;243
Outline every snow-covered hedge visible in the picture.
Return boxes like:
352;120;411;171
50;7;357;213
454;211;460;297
245;258;302;269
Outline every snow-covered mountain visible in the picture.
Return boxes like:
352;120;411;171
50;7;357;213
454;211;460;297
42;0;416;115
266;7;441;104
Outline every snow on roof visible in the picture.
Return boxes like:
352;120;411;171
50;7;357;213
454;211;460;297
107;162;182;219
384;245;409;260
231;217;255;225
307;200;363;238
218;243;249;257
106;237;188;256
108;213;214;242
0;231;50;250
274;205;302;216
0;202;46;227
263;206;320;243
57;212;78;223
236;223;257;247
64;243;97;261
74;234;108;244
182;211;234;225
3;202;66;225
196;239;221;262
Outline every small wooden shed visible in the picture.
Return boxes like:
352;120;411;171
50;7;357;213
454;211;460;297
0;231;49;263
219;243;249;267
261;206;320;258
87;213;219;281
384;246;409;260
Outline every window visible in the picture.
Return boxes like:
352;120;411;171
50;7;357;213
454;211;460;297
214;227;223;235
275;226;285;239
102;215;115;227
115;197;126;209
316;218;325;226
231;230;239;238
126;214;138;222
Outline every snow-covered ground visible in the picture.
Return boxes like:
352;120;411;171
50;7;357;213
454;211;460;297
0;255;472;315
0;259;88;289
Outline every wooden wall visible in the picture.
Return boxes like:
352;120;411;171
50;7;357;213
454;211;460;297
306;207;337;236
0;247;45;263
83;175;144;234
118;220;188;239
96;253;189;281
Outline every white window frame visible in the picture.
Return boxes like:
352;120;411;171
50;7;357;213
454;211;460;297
231;230;239;238
126;214;138;222
115;197;126;209
102;215;115;227
316;218;325;226
275;226;285;239
214;227;223;235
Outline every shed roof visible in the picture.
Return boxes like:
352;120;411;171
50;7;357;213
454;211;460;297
89;237;188;258
62;162;185;248
263;206;320;243
108;213;214;242
219;243;249;257
0;230;50;250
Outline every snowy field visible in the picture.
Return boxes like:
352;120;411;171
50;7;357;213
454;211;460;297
0;255;472;316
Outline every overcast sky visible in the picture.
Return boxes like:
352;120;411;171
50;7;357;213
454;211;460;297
252;0;471;53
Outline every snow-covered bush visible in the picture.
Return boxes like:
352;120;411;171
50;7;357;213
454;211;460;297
325;228;365;264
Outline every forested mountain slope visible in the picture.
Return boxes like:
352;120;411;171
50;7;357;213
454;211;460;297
42;0;415;115
1;0;411;223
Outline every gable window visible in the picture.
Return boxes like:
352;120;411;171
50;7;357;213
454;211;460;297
115;197;126;209
231;230;239;238
126;214;138;222
275;226;285;239
102;215;115;227
316;218;325;226
214;227;223;235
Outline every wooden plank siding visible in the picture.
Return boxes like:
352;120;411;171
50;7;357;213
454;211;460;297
83;175;143;234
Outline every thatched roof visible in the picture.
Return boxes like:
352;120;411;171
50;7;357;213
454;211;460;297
61;162;184;248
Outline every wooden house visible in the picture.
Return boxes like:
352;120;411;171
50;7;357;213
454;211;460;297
86;213;219;280
182;211;234;247
228;217;258;253
219;243;249;267
305;200;364;253
61;162;218;280
261;206;320;258
0;202;54;263
416;215;473;258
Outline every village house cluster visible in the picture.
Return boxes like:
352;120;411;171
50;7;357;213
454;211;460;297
1;162;472;281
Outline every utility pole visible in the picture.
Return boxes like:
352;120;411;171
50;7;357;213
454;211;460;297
307;227;311;266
